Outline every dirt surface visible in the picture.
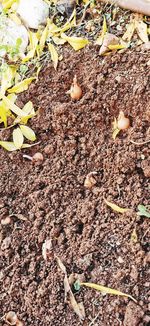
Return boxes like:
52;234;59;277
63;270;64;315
0;45;150;326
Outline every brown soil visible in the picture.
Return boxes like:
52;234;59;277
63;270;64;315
0;45;150;326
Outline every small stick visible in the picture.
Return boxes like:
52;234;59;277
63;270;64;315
129;139;150;146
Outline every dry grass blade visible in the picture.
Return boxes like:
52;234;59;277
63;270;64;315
56;256;85;320
80;282;137;303
104;198;129;213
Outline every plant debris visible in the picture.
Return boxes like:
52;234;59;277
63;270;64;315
56;256;85;320
104;198;129;213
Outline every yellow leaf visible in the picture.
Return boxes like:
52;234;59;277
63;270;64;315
122;22;135;42
20;125;36;141
96;16;107;45
52;36;66;45
22;101;34;114
61;33;89;51
7;93;17;103
2;96;27;117
47;20;60;36
1;0;16;9
48;43;58;69
13;127;24;149
112;128;120;140
8;77;36;94
131;229;138;243
104;198;129;213
17;101;35;124
80;282;137;303
22;31;39;62
60;9;76;33
56;256;85;320
0;141;17;151
136;21;149;43
0;104;10;127
36;66;42;79
108;44;126;50
0;64;16;98
39;24;48;56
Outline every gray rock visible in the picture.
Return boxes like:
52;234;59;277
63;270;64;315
17;0;49;29
0;16;28;56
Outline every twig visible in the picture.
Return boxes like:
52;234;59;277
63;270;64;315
89;311;100;326
130;139;150;146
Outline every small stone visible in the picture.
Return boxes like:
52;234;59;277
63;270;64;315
144;282;150;287
124;302;144;326
117;256;124;264
130;265;138;281
42;239;52;261
84;172;97;189
32;152;44;166
1;237;11;250
1;216;11;225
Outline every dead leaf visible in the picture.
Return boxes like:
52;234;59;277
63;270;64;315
99;33;119;55
122;22;135;42
80;282;137;303
104;198;129;213
56;256;85;320
136;21;149;43
131;229;138;243
61;33;89;51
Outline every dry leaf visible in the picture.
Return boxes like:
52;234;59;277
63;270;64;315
2;96;26;117
131;229;138;243
80;282;137;303
104;198;129;213
8;78;36;94
112;128;120;140
48;43;58;69
0;141;17;151
13;127;24;149
56;256;85;320
19;125;36;141
136;21;149;43
96;15;107;46
61;33;89;51
99;33;119;55
122;22;135;42
39;24;49;56
0;64;16;98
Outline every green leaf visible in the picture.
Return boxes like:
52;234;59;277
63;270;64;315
137;205;150;218
20;125;36;141
74;280;81;291
13;127;24;149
